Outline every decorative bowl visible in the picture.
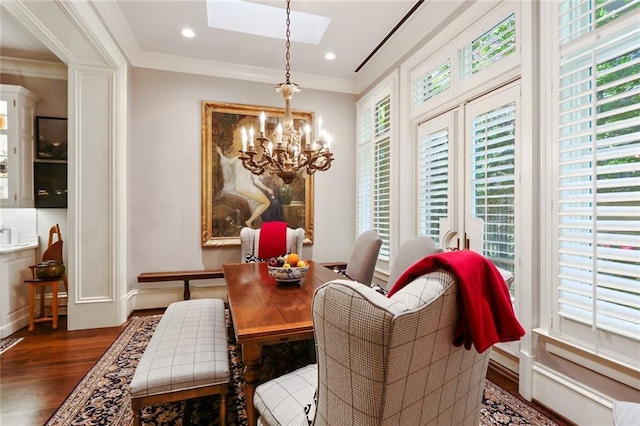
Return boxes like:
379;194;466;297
35;260;65;279
268;265;309;284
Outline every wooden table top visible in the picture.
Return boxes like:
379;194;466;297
223;261;341;344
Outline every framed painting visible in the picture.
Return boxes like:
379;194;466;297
36;116;68;160
201;101;315;247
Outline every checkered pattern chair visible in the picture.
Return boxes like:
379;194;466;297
254;268;492;425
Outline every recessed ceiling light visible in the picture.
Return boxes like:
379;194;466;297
324;52;336;60
182;28;195;38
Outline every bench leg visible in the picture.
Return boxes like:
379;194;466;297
183;280;191;300
131;399;142;426
220;392;227;426
183;398;194;426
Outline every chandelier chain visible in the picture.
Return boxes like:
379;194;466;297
237;0;334;184
285;0;291;84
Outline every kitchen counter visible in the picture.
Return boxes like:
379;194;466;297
0;241;39;255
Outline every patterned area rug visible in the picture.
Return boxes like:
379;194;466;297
0;337;23;355
46;314;560;426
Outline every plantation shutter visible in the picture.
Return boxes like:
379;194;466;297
417;121;450;245
458;13;516;81
559;0;640;46
412;59;451;107
555;1;640;346
374;96;391;261
356;108;372;236
469;100;516;293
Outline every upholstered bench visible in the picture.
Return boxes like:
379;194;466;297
130;299;230;426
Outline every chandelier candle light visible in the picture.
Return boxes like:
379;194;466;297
238;0;334;184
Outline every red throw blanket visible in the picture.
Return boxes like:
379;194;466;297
387;250;525;353
258;221;288;260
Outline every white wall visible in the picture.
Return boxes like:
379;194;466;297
128;67;356;293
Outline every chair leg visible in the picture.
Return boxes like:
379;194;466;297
39;285;45;319
28;284;35;332
51;281;58;330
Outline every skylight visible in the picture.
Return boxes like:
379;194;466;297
206;0;331;45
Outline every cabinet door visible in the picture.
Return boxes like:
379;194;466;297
1;250;35;338
0;96;11;204
0;86;37;208
18;100;35;206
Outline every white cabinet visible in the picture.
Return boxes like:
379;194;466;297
0;85;39;207
0;247;35;338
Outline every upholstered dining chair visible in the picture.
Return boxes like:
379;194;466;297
253;268;494;426
343;229;382;286
385;235;443;291
240;222;305;262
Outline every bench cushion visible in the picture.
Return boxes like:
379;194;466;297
130;299;229;398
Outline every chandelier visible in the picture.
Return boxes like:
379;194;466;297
238;0;334;184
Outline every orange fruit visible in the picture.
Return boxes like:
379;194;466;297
287;253;299;265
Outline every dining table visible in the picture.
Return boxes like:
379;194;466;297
223;260;342;426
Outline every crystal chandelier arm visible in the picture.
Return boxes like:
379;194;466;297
237;0;334;184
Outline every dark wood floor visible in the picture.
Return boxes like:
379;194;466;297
1;312;573;426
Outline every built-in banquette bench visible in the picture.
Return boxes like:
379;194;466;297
129;299;230;426
137;270;225;300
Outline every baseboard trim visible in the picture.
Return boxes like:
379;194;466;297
131;283;228;311
533;364;614;425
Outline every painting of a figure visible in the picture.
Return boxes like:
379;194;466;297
201;101;314;247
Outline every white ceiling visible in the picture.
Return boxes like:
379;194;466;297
1;0;421;86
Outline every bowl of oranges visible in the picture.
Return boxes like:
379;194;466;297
267;253;309;284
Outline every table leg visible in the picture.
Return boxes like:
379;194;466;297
242;342;262;426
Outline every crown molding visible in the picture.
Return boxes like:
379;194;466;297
0;56;67;80
132;50;359;94
90;0;358;94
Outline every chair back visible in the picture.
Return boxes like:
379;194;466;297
386;236;443;290
240;226;305;261
312;272;491;425
43;224;64;263
344;230;382;285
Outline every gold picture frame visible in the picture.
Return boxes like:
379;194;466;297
201;101;315;247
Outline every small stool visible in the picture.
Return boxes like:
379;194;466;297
24;277;63;331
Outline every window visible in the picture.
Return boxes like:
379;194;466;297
417;113;453;245
458;13;517;80
373;96;391;261
356;79;394;265
553;0;640;364
467;91;518;296
356;109;372;235
412;59;451;107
